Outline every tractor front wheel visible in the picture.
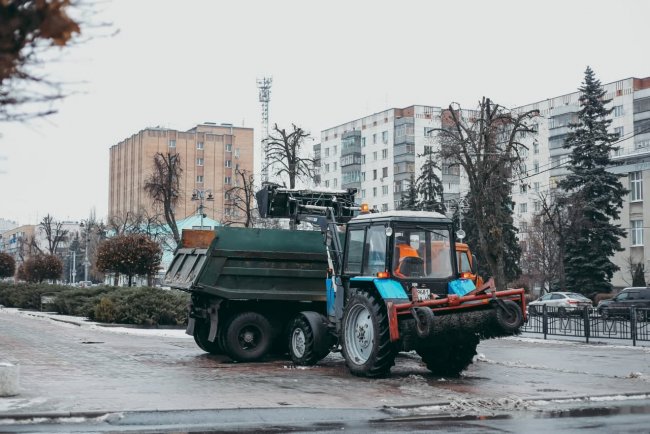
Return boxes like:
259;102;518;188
341;290;396;378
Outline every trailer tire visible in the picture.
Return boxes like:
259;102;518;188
417;332;479;377
223;312;273;362
495;300;523;334
193;320;223;355
341;290;396;378
288;315;330;366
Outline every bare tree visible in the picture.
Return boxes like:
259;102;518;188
107;209;176;253
436;98;539;290
521;213;563;294
0;0;82;122
225;168;258;228
264;123;314;189
39;214;68;255
144;152;182;247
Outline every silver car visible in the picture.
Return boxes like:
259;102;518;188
528;292;592;315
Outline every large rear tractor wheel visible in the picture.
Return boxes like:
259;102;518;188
223;312;273;362
193;320;223;355
417;333;479;377
341;290;396;378
288;316;330;366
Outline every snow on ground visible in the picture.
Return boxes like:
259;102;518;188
0;307;190;339
505;335;650;352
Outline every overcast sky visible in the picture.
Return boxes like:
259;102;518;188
1;0;649;225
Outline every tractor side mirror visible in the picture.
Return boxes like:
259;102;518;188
471;254;478;274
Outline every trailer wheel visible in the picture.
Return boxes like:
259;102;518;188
223;312;273;362
341;290;396;378
193;320;223;355
417;332;479;377
288;316;329;366
495;300;523;334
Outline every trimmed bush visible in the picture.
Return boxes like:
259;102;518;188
0;282;189;326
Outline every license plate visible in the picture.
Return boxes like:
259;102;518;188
417;288;430;301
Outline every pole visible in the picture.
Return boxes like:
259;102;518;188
71;252;76;284
83;226;90;282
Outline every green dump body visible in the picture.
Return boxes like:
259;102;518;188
164;227;329;302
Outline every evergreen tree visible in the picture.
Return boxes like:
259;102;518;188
558;66;627;294
416;148;445;213
399;173;419;211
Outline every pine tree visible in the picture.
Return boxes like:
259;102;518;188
558;66;627;295
399;173;419;211
417;148;445;213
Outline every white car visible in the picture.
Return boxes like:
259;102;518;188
528;292;592;315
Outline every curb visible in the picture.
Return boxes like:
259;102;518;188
0;410;109;421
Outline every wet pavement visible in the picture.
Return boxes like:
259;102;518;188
1;307;650;431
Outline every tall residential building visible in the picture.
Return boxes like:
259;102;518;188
316;76;650;288
109;122;254;224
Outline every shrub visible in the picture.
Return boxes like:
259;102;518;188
0;282;67;309
94;297;116;323
19;255;63;282
0;253;15;278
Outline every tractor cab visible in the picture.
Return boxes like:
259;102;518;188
343;211;457;299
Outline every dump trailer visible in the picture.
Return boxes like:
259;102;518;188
165;226;331;362
165;186;526;378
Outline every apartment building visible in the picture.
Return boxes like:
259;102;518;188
109;122;254;224
316;76;650;288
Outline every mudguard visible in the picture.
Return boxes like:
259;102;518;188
350;277;409;300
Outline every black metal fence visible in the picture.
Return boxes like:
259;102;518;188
521;305;650;346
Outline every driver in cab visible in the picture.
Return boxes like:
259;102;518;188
394;235;420;278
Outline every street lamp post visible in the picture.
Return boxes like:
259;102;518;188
191;189;214;229
79;221;91;282
447;197;469;241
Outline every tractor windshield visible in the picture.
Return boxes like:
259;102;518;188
393;226;454;280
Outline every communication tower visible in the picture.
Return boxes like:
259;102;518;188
257;77;272;183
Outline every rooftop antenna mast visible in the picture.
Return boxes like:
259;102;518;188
257;77;272;184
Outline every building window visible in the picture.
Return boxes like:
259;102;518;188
373;133;377;144
614;126;624;138
373;187;377;197
333;178;337;187
333;162;337;171
169;139;176;148
333;145;337;155
361;137;366;147
614;105;624;117
224;176;231;184
234;149;240;159
373;169;377;180
520;184;528;193
325;148;330;157
373;151;378;161
325;180;330;188
630;171;643;201
361;155;366;164
225;160;232;168
533;143;539;154
361;172;366;181
632;220;643;246
382;185;388;195
361;189;366;198
197;157;204;166
534;201;541;212
382;131;388;144
225;143;232;152
382;167;388;178
520;221;528;232
197;142;204;150
197;175;204;183
534;182;540;192
382;149;388;159
534;161;539;174
519;203;527;214
382;203;388;211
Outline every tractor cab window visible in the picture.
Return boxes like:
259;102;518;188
458;251;471;273
393;227;454;279
363;225;387;275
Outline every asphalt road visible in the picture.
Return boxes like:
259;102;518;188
1;307;650;432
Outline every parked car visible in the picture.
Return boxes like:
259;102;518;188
597;287;650;320
528;292;592;315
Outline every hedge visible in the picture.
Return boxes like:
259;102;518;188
0;282;189;326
